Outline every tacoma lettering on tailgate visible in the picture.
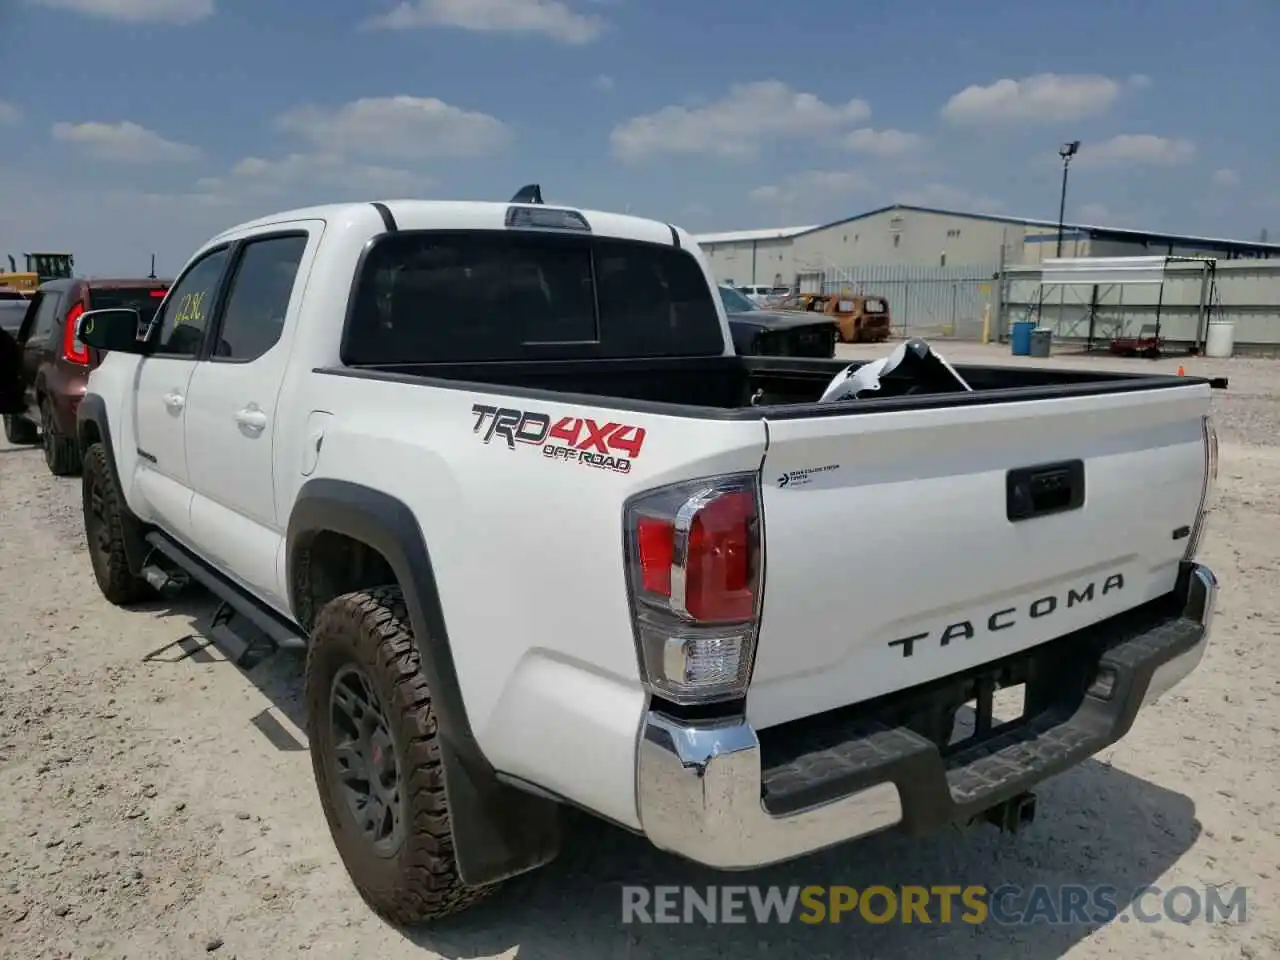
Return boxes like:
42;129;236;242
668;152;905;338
471;403;646;474
888;573;1125;659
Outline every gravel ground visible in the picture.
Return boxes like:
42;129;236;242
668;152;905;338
1;344;1278;959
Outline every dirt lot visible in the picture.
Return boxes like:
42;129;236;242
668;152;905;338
1;343;1277;959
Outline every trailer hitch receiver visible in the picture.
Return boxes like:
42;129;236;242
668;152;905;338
980;791;1037;834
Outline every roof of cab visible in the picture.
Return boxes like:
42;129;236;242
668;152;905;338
209;199;690;250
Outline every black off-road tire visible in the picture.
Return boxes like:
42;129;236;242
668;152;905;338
82;442;151;606
3;413;38;445
42;399;81;476
305;586;497;925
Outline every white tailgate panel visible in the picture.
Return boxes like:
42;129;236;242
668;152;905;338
747;386;1209;730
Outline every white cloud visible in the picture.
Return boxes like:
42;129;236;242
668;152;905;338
28;0;213;24
941;73;1138;124
0;101;20;125
750;170;873;207
1073;134;1196;168
275;96;511;161
208;152;434;197
1212;167;1241;188
844;127;923;157
0;149;435;278
50;120;200;163
612;81;872;161
362;0;605;43
892;183;1005;213
0;165;253;276
591;74;615;92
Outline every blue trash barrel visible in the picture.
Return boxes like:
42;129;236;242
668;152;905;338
1010;320;1035;356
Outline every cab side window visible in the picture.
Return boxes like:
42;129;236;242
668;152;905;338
212;235;308;362
153;248;231;358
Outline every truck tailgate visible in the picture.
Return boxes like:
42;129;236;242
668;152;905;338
747;383;1211;730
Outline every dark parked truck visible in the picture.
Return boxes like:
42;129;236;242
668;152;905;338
719;284;837;357
59;195;1220;926
0;287;30;336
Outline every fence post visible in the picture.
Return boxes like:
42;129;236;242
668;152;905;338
994;232;1007;343
901;282;910;339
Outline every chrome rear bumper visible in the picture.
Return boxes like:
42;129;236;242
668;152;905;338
636;562;1217;870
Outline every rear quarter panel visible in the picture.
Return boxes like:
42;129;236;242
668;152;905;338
296;371;766;819
300;373;767;714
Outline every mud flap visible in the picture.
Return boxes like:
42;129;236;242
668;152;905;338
0;327;25;415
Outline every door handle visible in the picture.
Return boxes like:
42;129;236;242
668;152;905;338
163;391;185;411
234;407;268;433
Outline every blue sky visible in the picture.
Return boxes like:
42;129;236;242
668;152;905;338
1;0;1277;275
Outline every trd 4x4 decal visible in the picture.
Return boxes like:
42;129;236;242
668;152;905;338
471;403;646;474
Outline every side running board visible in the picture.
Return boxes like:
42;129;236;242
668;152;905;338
144;532;308;660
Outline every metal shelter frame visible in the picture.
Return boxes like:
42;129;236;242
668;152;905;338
1029;255;1218;353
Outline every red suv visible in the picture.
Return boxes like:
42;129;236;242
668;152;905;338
4;277;169;475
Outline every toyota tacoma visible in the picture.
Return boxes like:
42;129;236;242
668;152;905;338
61;192;1219;926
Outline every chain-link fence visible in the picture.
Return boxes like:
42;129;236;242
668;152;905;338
804;264;1001;340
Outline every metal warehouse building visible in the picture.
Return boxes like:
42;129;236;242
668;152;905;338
695;204;1279;290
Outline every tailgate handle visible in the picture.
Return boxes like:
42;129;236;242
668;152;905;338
1006;459;1084;522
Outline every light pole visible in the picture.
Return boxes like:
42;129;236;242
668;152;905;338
1056;140;1080;258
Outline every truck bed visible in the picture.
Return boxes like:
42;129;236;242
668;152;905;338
322;354;1197;417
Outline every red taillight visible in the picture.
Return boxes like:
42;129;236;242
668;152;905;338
63;303;89;365
633;488;758;622
150;289;167;298
625;475;762;703
685;490;755;621
637;516;674;596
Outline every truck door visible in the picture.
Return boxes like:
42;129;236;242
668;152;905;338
183;225;319;608
132;246;232;542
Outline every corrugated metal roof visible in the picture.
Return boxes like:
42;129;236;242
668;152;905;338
695;205;1278;253
793;204;1280;252
691;225;819;245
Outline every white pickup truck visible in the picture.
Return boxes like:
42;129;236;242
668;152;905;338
68;193;1219;925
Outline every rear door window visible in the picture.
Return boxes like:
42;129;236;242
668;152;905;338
31;292;63;342
343;231;724;364
90;286;170;326
211;234;308;362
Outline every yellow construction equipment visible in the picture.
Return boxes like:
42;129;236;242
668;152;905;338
0;252;74;292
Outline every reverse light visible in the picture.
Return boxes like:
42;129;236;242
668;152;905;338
62;303;89;365
1184;414;1218;560
624;474;763;704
